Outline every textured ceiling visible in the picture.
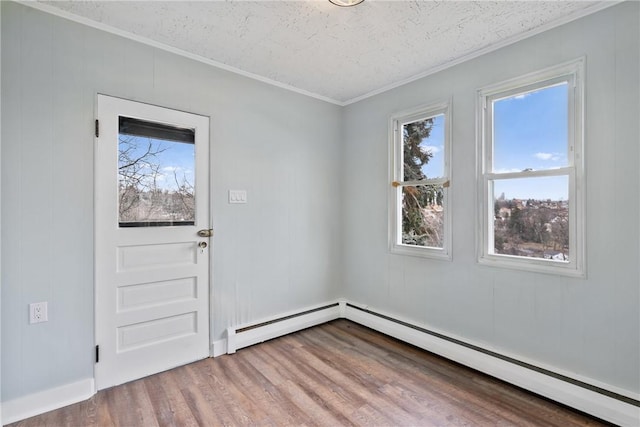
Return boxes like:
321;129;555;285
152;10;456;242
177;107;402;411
38;1;606;104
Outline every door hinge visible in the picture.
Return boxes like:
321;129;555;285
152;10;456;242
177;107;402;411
95;119;99;138
95;345;100;363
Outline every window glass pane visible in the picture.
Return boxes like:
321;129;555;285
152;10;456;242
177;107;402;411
402;113;445;181
492;176;569;261
118;117;196;227
401;184;445;248
493;83;568;173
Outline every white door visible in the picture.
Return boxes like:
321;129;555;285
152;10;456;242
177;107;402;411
95;95;211;390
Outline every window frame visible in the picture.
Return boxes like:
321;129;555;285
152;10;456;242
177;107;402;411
389;100;452;260
476;58;585;277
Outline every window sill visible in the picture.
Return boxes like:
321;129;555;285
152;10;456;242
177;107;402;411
478;254;585;278
390;244;452;261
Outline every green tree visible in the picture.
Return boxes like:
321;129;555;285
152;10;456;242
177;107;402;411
403;120;433;181
402;118;434;243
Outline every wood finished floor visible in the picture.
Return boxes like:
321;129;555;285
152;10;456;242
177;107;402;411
9;320;608;427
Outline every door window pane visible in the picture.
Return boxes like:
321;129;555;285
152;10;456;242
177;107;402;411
118;117;196;227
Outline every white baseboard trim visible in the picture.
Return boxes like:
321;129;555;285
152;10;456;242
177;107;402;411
226;301;342;354
344;303;640;427
4;300;637;426
2;378;95;426
212;339;227;357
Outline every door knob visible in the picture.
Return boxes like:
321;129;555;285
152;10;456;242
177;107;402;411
198;241;208;249
197;229;213;237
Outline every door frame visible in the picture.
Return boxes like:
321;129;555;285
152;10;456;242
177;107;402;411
93;93;215;389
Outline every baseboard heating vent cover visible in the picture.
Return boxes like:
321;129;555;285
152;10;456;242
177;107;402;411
226;302;342;354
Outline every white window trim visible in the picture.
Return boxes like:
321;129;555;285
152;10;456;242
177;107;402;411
389;100;452;260
476;58;585;277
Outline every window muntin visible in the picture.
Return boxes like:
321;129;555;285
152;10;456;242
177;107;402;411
478;60;584;276
390;102;451;259
118;117;196;227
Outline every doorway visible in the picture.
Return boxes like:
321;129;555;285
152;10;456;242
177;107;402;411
95;95;211;390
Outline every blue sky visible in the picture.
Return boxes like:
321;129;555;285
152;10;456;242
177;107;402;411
414;83;569;200
492;83;569;200
418;113;445;179
493;175;568;202
119;136;195;191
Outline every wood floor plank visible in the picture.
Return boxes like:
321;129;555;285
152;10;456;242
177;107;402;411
294;325;478;425
175;362;237;426
200;355;271;425
217;350;316;426
244;346;356;426
8;320;611;427
104;380;159;427
93;392;117;427
144;368;200;427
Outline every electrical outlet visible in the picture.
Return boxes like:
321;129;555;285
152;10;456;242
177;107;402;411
29;302;48;324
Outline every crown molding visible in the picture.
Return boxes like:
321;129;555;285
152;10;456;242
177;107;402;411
15;1;624;107
15;0;344;106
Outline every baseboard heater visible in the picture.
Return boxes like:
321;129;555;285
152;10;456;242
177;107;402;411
223;300;638;425
344;303;640;426
347;303;637;406
226;302;342;354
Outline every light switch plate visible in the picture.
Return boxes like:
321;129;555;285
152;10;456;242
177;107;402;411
229;190;247;204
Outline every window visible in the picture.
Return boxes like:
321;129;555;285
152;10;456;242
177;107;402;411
390;101;451;259
118;117;196;227
477;59;585;276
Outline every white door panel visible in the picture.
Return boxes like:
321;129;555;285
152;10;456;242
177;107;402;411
96;95;211;390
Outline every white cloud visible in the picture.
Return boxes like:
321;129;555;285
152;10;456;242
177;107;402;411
535;152;553;160
534;152;563;162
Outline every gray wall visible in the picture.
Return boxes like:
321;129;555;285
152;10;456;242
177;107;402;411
1;2;342;401
341;2;639;394
1;0;639;406
0;3;3;419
